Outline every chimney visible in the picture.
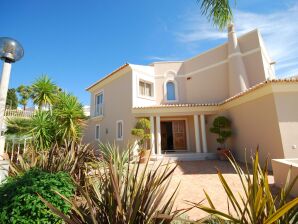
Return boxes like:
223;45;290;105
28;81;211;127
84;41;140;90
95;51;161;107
227;23;249;96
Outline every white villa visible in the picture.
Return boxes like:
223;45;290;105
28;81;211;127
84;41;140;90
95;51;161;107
83;24;298;167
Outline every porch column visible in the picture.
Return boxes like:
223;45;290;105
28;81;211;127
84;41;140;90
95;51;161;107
150;116;155;156
194;114;202;153
200;114;208;153
156;116;162;156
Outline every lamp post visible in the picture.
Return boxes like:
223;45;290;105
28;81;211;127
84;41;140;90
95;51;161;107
0;37;24;159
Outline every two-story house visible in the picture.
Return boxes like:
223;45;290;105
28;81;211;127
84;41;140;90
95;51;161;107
83;24;298;166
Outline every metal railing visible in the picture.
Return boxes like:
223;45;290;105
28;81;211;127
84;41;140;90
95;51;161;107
4;136;33;162
4;109;35;118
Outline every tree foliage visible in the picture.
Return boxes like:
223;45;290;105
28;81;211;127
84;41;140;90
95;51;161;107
17;85;32;110
6;88;18;109
53;92;86;143
196;0;235;30
31;75;59;109
131;118;151;150
210;116;232;147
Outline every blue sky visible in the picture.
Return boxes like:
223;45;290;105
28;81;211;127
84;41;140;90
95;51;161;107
1;0;297;105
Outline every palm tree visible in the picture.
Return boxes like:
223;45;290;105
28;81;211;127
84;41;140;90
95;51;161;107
52;92;86;142
17;85;32;110
31;75;59;109
197;0;234;30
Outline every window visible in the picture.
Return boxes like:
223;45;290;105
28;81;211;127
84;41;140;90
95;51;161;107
166;81;176;101
95;92;103;116
139;80;153;97
116;120;123;141
95;125;100;140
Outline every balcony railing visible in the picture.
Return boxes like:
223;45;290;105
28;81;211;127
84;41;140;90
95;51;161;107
4;109;35;118
94;105;104;117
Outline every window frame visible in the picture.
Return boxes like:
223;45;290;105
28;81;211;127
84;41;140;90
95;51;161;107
94;90;104;116
95;124;100;141
116;120;124;141
164;79;179;103
138;80;154;98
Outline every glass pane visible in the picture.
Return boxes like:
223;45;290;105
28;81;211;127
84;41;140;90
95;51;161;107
145;83;152;96
166;82;176;101
117;122;123;138
139;81;145;96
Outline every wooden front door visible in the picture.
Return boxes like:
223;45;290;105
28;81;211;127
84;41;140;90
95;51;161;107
173;120;187;150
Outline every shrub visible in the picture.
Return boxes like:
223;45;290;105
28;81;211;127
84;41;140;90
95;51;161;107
0;168;75;223
131;118;151;151
209;116;232;148
42;145;179;224
9;141;97;185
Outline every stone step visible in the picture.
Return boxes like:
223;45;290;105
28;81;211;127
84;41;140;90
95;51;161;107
151;152;217;161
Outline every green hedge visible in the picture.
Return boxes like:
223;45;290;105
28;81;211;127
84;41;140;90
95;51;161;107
0;168;75;223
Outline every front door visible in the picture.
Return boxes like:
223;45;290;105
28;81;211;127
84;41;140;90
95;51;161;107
172;120;187;150
161;120;187;152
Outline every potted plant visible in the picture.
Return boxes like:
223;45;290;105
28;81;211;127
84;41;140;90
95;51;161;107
209;116;232;160
131;118;151;163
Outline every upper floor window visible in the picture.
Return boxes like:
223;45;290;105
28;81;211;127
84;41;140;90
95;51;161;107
116;120;123;141
95;92;103;116
139;80;153;97
166;81;176;101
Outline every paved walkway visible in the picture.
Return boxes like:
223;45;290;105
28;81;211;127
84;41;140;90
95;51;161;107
160;160;275;221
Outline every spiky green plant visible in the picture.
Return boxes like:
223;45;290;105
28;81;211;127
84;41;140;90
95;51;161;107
29;110;56;149
31;75;59;109
196;0;235;30
192;150;298;224
53;92;86;142
41;145;180;224
5;117;31;136
99;142;131;174
9;141;97;184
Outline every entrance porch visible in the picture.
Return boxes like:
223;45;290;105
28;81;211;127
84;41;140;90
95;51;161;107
148;114;216;161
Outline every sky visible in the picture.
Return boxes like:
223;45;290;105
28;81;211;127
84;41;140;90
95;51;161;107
1;0;298;105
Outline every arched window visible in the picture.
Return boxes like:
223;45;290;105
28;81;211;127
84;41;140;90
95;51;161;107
166;81;176;101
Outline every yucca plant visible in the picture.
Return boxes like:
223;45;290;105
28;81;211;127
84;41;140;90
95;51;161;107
192;150;298;224
53;92;86;143
41;145;180;224
9;141;97;184
31;75;59;109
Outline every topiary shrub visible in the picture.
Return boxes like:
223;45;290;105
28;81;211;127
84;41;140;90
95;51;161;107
0;168;75;223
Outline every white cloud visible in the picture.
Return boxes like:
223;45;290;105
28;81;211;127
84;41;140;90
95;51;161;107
176;4;298;77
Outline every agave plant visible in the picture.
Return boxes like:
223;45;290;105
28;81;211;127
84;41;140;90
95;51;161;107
41;145;180;224
192;150;298;224
9;141;97;184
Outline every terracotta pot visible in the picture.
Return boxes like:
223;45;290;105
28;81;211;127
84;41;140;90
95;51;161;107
217;148;231;161
139;149;151;163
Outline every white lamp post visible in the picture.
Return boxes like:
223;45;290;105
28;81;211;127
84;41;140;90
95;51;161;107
0;37;24;159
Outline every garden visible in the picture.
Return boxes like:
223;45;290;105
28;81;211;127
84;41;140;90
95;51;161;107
0;75;297;223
